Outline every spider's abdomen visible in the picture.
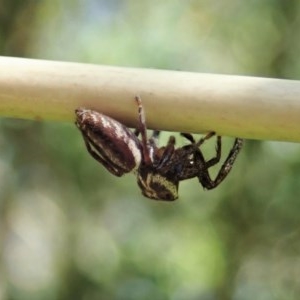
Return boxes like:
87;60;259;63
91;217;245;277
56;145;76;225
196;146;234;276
75;108;142;176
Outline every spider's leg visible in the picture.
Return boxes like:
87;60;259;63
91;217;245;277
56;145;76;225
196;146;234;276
176;132;217;180
149;130;160;147
195;131;216;147
135;96;152;165
214;138;243;181
151;130;160;139
198;138;243;189
135;96;147;144
156;136;176;168
181;133;195;143
181;132;215;145
134;128;159;139
205;136;222;168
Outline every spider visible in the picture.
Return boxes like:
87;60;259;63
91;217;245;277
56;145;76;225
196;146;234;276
75;96;243;201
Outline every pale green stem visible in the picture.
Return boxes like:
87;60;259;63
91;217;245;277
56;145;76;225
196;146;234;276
0;56;300;142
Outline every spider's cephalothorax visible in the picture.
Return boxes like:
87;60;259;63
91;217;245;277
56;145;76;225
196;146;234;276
75;96;243;201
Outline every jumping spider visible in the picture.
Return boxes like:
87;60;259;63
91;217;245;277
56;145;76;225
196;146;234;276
75;96;243;201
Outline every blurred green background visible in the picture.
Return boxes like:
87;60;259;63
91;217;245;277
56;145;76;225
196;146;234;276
1;1;300;299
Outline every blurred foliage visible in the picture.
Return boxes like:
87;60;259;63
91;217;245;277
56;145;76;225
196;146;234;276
1;0;300;299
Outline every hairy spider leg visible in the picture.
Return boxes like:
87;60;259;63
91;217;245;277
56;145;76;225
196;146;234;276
185;134;222;166
181;132;221;167
181;131;215;145
135;129;160;141
197;137;243;189
156;136;176;169
148;130;160;149
150;130;160;146
135;96;152;165
205;136;222;168
172;132;216;181
195;131;216;147
212;137;243;182
179;133;242;189
151;130;160;139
